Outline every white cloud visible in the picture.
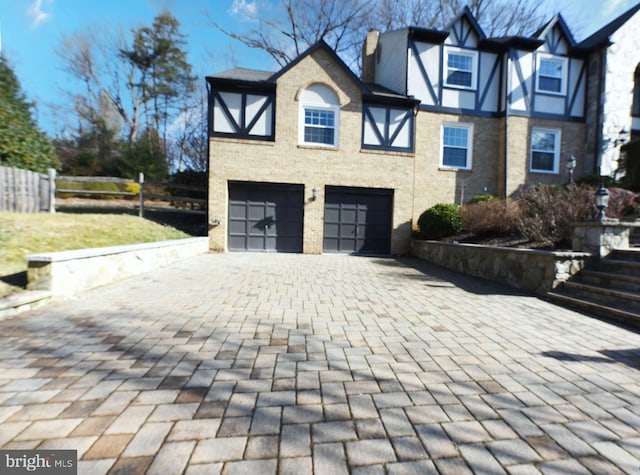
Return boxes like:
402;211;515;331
27;0;52;28
230;0;258;16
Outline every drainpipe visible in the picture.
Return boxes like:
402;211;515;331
503;49;510;199
594;47;606;175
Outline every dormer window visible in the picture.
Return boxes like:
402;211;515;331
444;47;477;90
299;84;340;147
536;54;567;95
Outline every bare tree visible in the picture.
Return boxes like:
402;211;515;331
209;0;370;69
167;83;208;172
58;27;142;144
211;0;555;73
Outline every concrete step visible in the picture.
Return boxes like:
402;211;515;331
580;269;640;293
562;281;640;311
608;248;640;262
595;258;640;277
547;290;640;327
0;291;52;320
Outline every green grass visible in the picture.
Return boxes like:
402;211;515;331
0;212;190;297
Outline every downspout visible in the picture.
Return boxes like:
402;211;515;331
503;49;510;199
594;46;606;175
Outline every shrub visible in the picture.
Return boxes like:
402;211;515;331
125;182;141;195
468;193;497;204
461;199;522;236
576;173;618;188
516;185;594;248
620;139;640;191
56;180;122;200
607;187;640;217
417;203;462;240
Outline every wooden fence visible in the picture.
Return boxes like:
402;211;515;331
0;166;55;213
0;166;206;217
57;172;207;218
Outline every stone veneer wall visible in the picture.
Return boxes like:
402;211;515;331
411;240;591;294
601;11;640;175
27;237;209;296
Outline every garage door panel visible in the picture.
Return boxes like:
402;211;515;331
229;203;247;219
323;187;392;255
229;182;304;252
228;220;247;234
341;209;358;223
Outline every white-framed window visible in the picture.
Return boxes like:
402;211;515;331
298;84;340;147
440;123;473;170
530;127;561;173
536;54;567;95
444;47;478;90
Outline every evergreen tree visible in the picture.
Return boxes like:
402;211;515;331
0;56;58;172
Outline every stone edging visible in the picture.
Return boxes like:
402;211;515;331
411;240;592;294
27;237;209;296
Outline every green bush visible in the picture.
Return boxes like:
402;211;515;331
468;193;497;204
417;203;462;240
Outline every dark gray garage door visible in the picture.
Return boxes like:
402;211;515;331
228;182;304;252
323;186;393;255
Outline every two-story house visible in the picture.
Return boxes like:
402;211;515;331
207;41;418;255
206;4;640;256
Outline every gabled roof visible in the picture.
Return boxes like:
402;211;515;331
482;36;544;53
206;39;417;107
363;83;420;107
208;68;274;82
206;67;276;93
577;2;640;50
534;13;576;47
446;6;487;41
270;39;366;93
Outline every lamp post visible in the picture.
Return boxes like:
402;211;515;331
566;155;576;185
595;181;610;221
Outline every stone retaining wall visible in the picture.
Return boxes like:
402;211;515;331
411;240;591;294
27;237;209;296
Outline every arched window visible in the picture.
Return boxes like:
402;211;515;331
298;84;340;147
632;64;640;117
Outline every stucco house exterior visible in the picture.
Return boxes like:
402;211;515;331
206;4;640;256
579;3;640;176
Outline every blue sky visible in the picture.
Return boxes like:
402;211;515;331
0;0;638;135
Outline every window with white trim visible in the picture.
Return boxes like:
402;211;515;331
530;128;561;173
536;55;567;95
299;84;340;147
444;47;477;90
441;123;473;170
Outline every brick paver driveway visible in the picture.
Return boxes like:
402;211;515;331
1;253;639;474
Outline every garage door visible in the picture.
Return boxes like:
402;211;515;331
323;186;393;255
228;182;304;252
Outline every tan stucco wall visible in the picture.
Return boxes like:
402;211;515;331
504;116;586;196
208;48;415;254
412;112;502;223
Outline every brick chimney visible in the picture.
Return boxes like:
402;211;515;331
361;29;380;84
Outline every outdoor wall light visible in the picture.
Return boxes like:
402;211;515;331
566;155;576;184
312;187;319;201
209;217;221;226
595;184;610;221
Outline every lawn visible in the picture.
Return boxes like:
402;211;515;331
0;212;190;297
